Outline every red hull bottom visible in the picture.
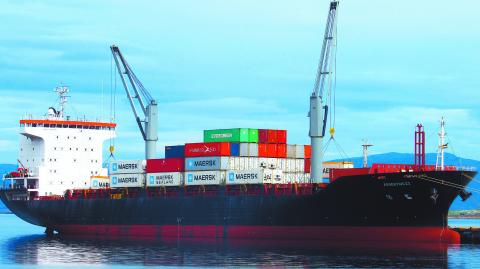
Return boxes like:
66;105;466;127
54;225;460;244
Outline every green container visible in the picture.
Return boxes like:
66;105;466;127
204;128;250;142
248;128;259;143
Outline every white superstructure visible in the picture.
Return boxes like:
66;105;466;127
18;87;116;196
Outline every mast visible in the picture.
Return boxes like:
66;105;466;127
361;139;373;168
435;117;447;170
309;1;339;183
54;85;69;119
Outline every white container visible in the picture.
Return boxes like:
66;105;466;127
109;160;145;175
226;169;264;185
239;143;259;157
147;172;183;187
90;176;110;189
248;157;260;169
286;159;298;172
184;171;225;186
272;169;284;184
229;157;241;170
286;145;305;159
263;169;284;184
267;158;277;169
110;173;144;188
259;158;268;168
185;157;230;171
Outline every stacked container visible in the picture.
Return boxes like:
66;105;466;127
108;160;145;188
146;158;184;187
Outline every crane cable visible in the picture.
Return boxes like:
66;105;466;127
108;54;117;161
322;16;351;162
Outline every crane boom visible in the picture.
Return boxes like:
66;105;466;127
309;1;338;183
110;45;158;159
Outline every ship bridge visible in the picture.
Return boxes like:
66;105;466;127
14;87;116;197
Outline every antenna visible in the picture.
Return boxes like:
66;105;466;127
54;85;69;119
361;139;373;168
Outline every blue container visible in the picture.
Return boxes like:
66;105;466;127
165;145;185;158
230;143;240;156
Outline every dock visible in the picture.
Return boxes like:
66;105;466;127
453;227;480;244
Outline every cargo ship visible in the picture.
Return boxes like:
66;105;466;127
0;1;476;244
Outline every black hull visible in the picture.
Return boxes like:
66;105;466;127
1;170;475;242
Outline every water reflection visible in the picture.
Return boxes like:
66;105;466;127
3;234;453;267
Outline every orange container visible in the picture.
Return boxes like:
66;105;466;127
276;144;287;158
258;143;269;157
267;144;278;157
267;129;278;144
304;145;312;159
276;130;287;144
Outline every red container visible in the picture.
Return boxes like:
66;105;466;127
304;145;311;159
258;143;269;157
267;129;277;144
184;142;231;157
146;158;184;173
276;144;287;158
258;129;269;143
267;144;277;157
304;159;311;173
276;130;287;144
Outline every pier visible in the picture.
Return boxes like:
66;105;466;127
453;227;480;244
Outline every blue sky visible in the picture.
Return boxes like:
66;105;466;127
0;0;479;164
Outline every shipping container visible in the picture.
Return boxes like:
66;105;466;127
285;158;306;172
203;128;249;143
110;173;144;188
90;176;110;189
267;129;278;143
147;172;183;187
248;129;259;143
258;143;268;157
258;129;268;143
277;144;287;158
305;158;311;173
284;172;308;184
165;145;185;159
267;144;277;158
277;130;287;144
109;160;145;175
323;162;354;179
184;171;225;186
185;157;231;171
286;145;305;159
230;143;240;156
226;169;264;185
246;157;260;170
304;145;311;159
146;158;184;173
185;142;231;157
239;143;259;157
263;169;284;184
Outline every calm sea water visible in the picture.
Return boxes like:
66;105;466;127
0;214;479;268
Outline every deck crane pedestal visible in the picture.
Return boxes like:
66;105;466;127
110;45;158;159
309;1;338;183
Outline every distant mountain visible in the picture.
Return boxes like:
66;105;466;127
331;153;480;210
